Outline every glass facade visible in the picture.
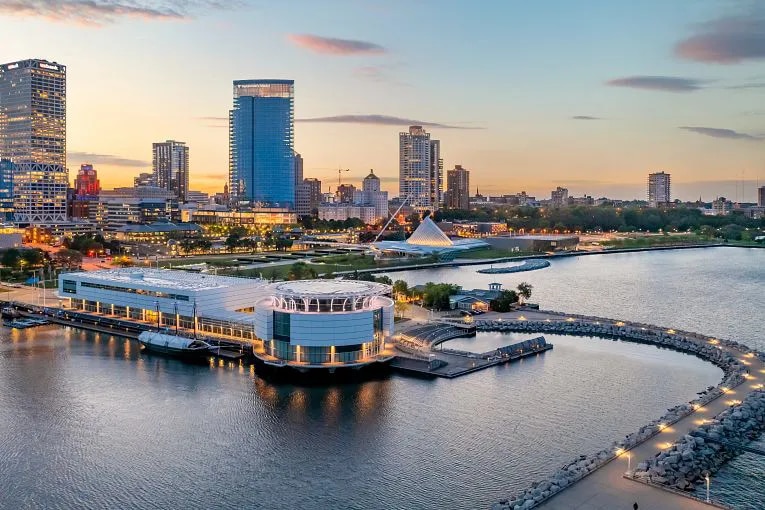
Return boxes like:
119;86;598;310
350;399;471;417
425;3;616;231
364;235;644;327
0;60;68;224
152;140;189;201
229;80;295;209
0;158;13;221
399;126;443;212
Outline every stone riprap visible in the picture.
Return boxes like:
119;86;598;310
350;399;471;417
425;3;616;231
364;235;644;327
631;390;765;491
476;259;551;274
481;315;756;510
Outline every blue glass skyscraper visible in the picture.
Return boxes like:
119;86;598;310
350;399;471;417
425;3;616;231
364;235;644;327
229;79;295;209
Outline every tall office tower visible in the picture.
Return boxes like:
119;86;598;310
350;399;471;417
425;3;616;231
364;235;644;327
0;159;14;221
758;186;765;207
550;186;569;208
445;165;470;210
152;140;189;201
399;125;442;212
648;171;671;207
0;59;68;224
74;164;100;198
229;79;295;209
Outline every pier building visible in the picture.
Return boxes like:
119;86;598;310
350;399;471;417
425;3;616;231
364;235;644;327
56;268;394;370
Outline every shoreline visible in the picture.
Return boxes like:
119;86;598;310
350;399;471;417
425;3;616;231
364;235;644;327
342;242;755;276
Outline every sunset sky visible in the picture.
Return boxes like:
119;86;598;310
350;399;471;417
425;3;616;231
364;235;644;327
1;0;764;201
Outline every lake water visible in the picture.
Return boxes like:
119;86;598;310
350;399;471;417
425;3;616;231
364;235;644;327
0;247;762;509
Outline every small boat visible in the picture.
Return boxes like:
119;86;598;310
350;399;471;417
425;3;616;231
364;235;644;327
2;307;20;320
138;331;212;360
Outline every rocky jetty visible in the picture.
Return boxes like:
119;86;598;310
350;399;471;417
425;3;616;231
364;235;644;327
631;390;765;491
476;259;550;274
482;315;755;510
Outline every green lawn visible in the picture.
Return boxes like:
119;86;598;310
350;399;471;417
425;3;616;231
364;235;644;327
601;235;713;249
460;248;539;259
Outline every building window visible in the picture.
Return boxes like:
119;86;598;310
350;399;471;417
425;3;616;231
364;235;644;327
273;311;291;342
62;279;77;294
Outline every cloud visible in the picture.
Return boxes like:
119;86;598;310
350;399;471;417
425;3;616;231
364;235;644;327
571;115;601;120
726;82;765;90
675;11;765;64
287;34;386;55
296;114;484;129
196;115;227;128
0;0;233;25
678;126;762;141
68;151;149;167
606;76;705;92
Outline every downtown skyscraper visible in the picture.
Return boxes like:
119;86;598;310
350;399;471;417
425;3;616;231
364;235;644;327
152;140;189;201
0;59;68;224
229;79;295;209
399;126;442;212
445;165;470;210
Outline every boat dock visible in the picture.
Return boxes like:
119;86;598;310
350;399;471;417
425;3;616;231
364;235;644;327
390;336;552;378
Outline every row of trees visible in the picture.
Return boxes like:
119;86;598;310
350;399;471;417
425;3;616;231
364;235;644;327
432;205;764;237
489;283;533;312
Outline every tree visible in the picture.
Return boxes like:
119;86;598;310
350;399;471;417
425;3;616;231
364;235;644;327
21;249;44;267
374;275;392;285
421;282;460;311
52;249;83;269
1;248;21;269
490;290;518;312
516;282;533;304
393;280;409;297
394;300;410;319
406;212;421;230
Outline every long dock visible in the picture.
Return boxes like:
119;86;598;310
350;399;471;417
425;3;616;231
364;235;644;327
390;336;552;378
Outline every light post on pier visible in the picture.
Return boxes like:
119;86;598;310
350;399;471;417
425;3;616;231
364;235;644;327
705;473;710;503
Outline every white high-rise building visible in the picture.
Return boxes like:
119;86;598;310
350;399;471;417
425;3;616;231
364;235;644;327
399;126;443;212
353;170;388;223
648;171;671;207
0;59;68;224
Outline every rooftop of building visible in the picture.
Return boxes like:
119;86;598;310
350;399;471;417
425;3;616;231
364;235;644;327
115;222;202;233
64;268;263;292
267;279;390;299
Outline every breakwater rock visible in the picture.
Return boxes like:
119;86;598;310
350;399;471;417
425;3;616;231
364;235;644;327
477;259;551;274
482;316;755;510
631;390;765;491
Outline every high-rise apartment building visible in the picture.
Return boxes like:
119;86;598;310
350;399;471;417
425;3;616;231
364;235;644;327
758;186;765;207
399;126;443;212
229;79;295;209
550;186;569;207
74;164;100;198
152;140;189;202
296;177;322;217
445;165;470;210
134;172;156;188
0;59;68;224
648;171;671;207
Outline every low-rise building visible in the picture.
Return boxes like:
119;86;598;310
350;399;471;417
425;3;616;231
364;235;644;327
318;204;377;224
113;222;203;244
485;234;579;252
190;208;296;227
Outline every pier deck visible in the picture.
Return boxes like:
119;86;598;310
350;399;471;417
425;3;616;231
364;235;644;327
391;338;552;378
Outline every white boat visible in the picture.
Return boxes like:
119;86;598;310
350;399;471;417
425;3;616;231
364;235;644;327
138;331;211;360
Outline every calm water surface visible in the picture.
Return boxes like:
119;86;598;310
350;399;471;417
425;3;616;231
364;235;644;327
0;247;762;509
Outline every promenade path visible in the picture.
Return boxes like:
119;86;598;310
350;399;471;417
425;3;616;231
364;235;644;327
476;310;765;510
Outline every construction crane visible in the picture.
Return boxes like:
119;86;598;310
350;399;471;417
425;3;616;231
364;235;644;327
337;167;350;187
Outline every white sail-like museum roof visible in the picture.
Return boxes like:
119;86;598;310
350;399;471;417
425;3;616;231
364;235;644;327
373;217;488;257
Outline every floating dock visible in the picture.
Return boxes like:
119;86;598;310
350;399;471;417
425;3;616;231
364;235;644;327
390;336;552;378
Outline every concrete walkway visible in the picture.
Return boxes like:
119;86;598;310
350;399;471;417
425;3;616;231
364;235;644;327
530;319;764;510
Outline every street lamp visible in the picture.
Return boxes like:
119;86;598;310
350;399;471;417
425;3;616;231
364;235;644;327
705;474;710;503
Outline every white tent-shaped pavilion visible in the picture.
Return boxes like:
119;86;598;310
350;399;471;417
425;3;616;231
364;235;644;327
372;216;488;259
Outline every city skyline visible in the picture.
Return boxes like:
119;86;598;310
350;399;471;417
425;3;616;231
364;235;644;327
1;0;764;201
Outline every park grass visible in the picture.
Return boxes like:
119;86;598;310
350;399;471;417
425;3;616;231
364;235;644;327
459;247;539;260
601;234;713;249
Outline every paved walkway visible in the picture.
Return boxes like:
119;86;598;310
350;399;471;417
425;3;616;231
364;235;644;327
521;314;764;510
